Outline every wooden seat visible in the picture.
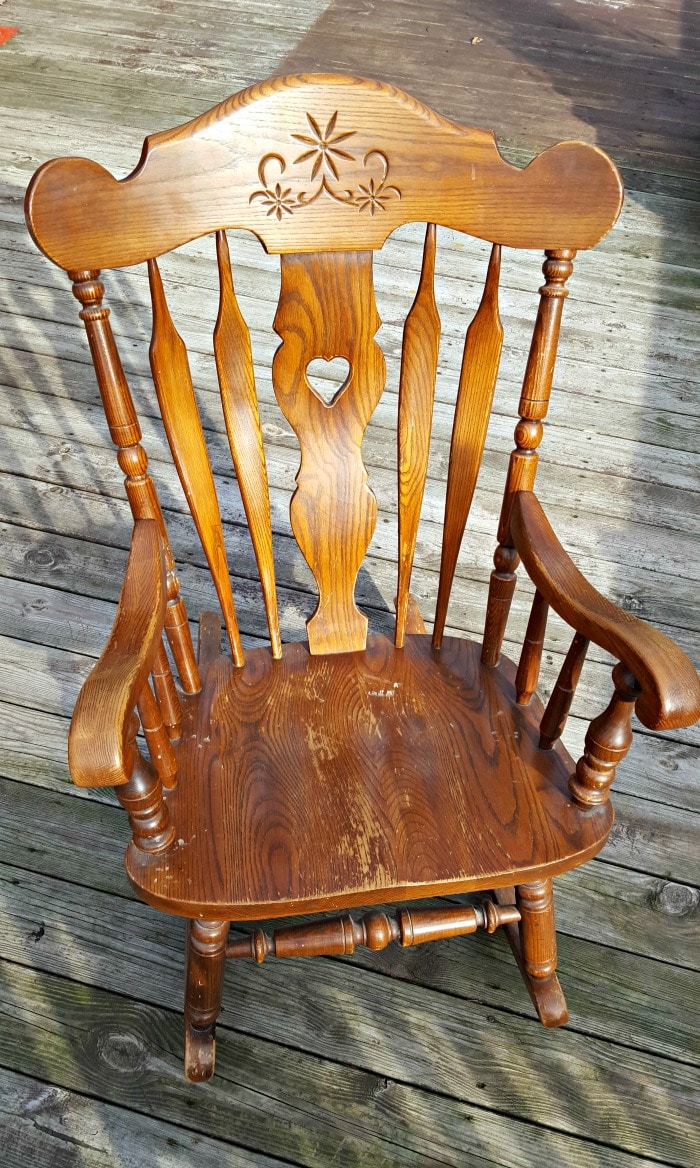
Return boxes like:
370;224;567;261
129;630;612;920
24;73;700;1083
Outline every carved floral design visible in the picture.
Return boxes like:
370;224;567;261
250;112;401;219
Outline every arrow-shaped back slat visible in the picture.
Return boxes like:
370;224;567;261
433;244;503;649
395;223;440;648
214;231;281;659
148;257;245;667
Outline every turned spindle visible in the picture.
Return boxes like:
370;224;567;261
151;640;182;741
137;681;178;790
482;250;575;667
515;589;549;704
516;878;558;982
225;901;521;962
569;662;641;807
69;270;201;695
539;631;589;749
115;715;175;854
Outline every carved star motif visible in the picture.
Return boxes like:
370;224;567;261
292;112;356;180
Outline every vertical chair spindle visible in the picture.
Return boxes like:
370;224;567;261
151;640;182;740
137;681;179;790
539;631;589;749
116;714;175;854
69;269;201;694
396;223;440;647
482;249;575;666
433;244;503;649
515;590;549;704
214;230;282;658
148;258;245;668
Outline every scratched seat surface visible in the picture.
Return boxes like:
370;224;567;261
126;632;612;919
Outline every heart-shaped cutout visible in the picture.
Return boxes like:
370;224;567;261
305;356;351;406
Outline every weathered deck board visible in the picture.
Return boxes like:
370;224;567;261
1;877;698;1166
1;0;697;1163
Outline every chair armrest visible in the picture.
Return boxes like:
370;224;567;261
510;491;700;731
68;520;168;787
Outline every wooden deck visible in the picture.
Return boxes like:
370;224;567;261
1;0;698;1163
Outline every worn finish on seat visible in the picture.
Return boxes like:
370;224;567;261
130;631;612;919
24;73;700;1083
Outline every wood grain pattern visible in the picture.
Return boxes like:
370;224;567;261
21;63;700;1102
68;519;166;789
214;230;281;658
492;886;569;1027
511;491;700;730
126;634;613;919
433;243;503;648
396;223;440;648
272;250;385;653
25;75;623;268
136;679;178;790
148;257;244;667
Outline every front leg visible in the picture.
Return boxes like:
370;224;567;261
184;918;229;1081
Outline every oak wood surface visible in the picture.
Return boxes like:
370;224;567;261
67;519;166;788
395;222;439;647
25;75;623;270
214;229;282;658
433;241;503;647
126;633;612;918
271;249;385;653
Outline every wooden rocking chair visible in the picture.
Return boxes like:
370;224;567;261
25;74;700;1082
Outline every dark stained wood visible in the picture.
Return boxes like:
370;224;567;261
272;249;385;653
150;640;182;742
433;242;502;648
512;491;700;731
515;589;549;705
136;679;178;789
184;918;229;1082
225;901;521;960
126;634;613;920
570;664;641;808
396;222;439;647
148;257;245;667
214;229;282;659
492;886;569;1027
115;731;176;856
540;631;589;750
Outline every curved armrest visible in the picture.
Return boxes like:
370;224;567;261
68;520;167;787
511;491;700;731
